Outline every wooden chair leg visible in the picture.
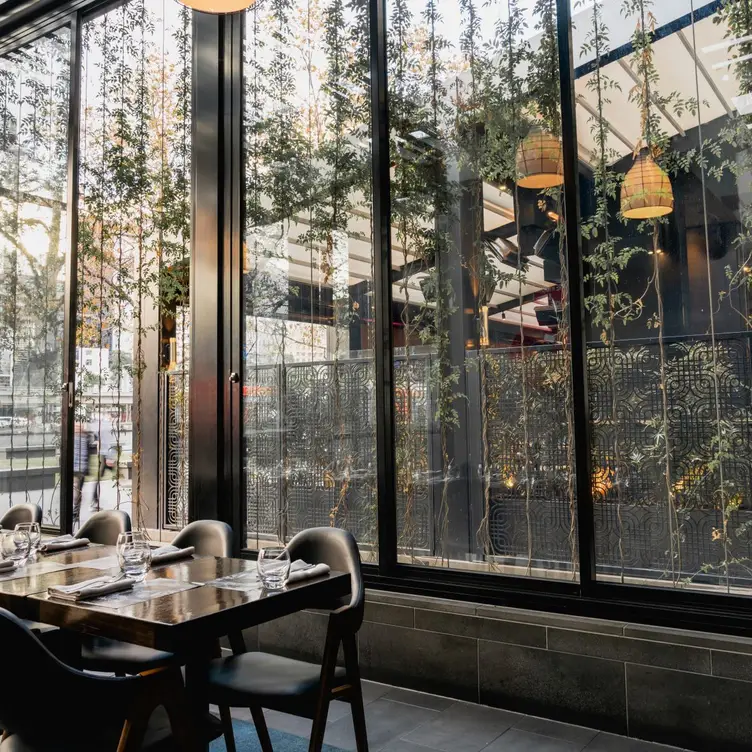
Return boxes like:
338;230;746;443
309;628;340;752
219;705;238;752
342;635;368;752
250;705;274;752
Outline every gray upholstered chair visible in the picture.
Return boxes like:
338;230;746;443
208;527;367;752
78;519;233;675
75;509;131;545
171;519;233;557
0;503;42;530
0;608;206;751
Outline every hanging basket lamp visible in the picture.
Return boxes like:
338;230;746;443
515;125;564;190
620;149;674;220
177;0;255;12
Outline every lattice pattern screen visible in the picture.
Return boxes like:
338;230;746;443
237;336;752;584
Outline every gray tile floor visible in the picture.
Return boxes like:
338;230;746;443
227;681;690;752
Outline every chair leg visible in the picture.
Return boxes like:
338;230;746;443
309;627;340;752
219;705;238;752
250;706;274;752
342;635;368;752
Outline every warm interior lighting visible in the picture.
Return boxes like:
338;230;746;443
479;305;490;348
621;150;674;220
516;125;564;190
177;0;255;12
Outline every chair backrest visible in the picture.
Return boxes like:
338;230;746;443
76;509;131;545
286;527;364;633
0;503;42;530
0;608;136;747
173;519;233;557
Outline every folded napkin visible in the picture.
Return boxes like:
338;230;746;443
40;535;90;553
151;545;195;566
286;560;330;585
0;559;15;573
48;575;134;602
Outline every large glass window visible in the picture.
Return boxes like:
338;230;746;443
77;0;191;532
0;29;71;528
242;0;377;557
578;0;752;593
387;0;577;576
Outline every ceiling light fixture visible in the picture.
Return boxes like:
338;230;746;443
516;125;564;190
621;149;674;220
177;0;256;12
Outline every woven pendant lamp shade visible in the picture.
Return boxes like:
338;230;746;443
516;125;564;189
621;149;674;220
177;0;255;12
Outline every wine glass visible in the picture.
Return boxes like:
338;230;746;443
0;529;31;568
14;523;41;557
116;531;151;582
257;546;291;590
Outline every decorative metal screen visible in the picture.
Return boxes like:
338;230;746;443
240;335;752;586
160;371;189;530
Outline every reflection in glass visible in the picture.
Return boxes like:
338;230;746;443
579;0;752;593
242;0;377;556
78;0;191;532
388;0;577;576
0;29;71;528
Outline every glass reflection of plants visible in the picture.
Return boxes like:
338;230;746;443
582;0;752;591
392;0;577;573
77;0;191;528
0;31;70;526
243;0;376;549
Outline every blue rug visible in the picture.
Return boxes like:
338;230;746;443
210;719;346;752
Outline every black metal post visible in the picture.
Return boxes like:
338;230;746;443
223;10;244;554
60;11;81;534
556;0;596;591
370;0;397;573
190;9;224;524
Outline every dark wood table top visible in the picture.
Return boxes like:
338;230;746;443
0;545;350;652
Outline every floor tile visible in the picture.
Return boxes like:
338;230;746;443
402;701;520;752
325;697;439;751
379;740;441;752
584;732;688;752
383;687;456;711
513;716;598;747
483;728;584;752
362;680;392;705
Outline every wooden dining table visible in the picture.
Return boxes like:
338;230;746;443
0;543;351;750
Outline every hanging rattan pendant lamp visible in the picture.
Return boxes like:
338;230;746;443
620;148;674;220
515;125;564;189
177;0;255;12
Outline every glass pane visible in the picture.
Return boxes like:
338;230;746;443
579;0;752;593
242;0;377;558
388;1;577;576
77;0;191;532
0;29;71;528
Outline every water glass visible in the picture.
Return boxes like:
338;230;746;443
14;523;41;556
116;531;151;582
0;529;30;567
257;546;291;590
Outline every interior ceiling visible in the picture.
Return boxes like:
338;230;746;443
248;4;736;342
575;11;737;165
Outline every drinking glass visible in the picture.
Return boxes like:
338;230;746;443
14;523;41;556
116;531;151;582
0;529;31;567
257;546;291;590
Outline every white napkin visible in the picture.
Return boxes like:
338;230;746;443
286;560;330;585
0;559;15;573
151;545;195;565
41;535;90;553
48;575;134;602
